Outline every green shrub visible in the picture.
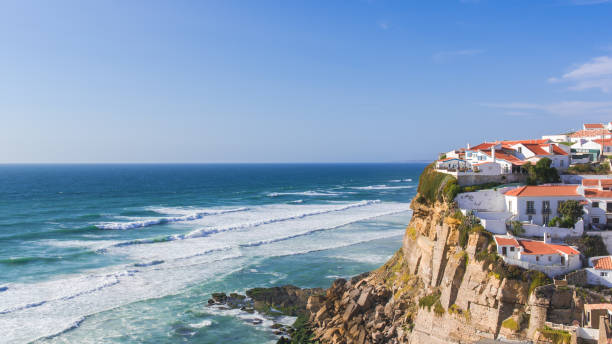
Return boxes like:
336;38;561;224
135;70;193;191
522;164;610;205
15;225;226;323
418;291;441;310
525;158;560;185
433;301;445;317
529;271;551;295
285;315;316;344
539;326;571;344
417;164;458;204
509;220;524;236
501;317;519;331
565;235;609;258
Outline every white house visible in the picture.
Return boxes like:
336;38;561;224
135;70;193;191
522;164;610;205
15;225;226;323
504;185;585;226
436;157;469;170
507;142;570;171
542;134;570;143
586;256;612;287
494;235;582;277
583;179;612;230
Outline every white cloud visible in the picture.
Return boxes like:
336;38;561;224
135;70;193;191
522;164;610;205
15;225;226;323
480;101;612;117
550;55;612;92
432;49;484;63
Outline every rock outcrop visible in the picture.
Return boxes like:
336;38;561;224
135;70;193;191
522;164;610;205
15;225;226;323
302;194;606;343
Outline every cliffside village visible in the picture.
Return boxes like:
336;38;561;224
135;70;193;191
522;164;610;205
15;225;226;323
436;122;612;342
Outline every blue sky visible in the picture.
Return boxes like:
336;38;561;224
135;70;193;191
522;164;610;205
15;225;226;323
1;0;611;163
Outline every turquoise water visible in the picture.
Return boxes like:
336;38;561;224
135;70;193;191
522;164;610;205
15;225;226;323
0;164;423;343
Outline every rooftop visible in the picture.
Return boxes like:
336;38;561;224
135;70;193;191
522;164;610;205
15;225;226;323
594;256;612;270
518;240;579;256
504;185;580;197
585;188;612;199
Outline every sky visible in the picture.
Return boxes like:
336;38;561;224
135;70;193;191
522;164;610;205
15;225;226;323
1;0;612;163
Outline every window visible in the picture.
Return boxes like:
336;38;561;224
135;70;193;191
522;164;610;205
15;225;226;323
548;256;552;262
601;272;608;277
518;147;522;153
542;201;551;214
527;201;535;214
561;256;565;264
593;202;600;208
594;217;600;224
543;215;550;225
560;160;564;167
510;247;515;252
467;153;472;157
536;256;540;262
608;202;612;213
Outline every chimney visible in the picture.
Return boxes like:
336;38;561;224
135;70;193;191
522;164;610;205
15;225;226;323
492;146;496;160
467;143;471;150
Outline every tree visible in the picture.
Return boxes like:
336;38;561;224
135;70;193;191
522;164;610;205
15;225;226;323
558;200;583;224
526;158;560;185
549;200;584;228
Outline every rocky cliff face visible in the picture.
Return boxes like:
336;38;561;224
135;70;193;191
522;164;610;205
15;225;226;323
306;199;536;344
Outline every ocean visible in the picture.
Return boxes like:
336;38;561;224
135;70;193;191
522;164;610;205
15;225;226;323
0;163;423;343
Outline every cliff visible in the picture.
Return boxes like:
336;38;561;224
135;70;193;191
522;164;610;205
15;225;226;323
301;166;607;344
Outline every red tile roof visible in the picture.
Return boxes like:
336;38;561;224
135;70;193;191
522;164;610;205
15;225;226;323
585;188;612;198
523;144;549;155
494;236;520;247
602;180;612;188
504;185;580;197
470;142;497;151
593;139;612;145
585;123;605;129
480;149;527;165
570;129;612;138
594;256;612;270
548;145;569;156
502;139;550;145
519;240;579;255
583;179;600;187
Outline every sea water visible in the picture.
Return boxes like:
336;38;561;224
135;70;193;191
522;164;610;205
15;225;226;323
0;163;424;343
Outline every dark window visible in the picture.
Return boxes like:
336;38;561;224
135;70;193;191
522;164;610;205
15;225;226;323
542;201;551;214
543;215;550;225
593;202;600;208
561;256;565;264
510;247;515;252
502;247;507;256
594;217;600;224
527;201;535;214
536;256;540;262
607;202;612;213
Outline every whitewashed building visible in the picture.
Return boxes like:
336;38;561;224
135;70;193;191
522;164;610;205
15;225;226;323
583;179;612;230
494;235;582;277
504;185;585;226
586;256;612;287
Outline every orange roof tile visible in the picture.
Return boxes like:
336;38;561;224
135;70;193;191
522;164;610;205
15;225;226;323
480;149;527;165
504;185;580;197
519;240;579;255
585;123;605;129
470;142;497;151
547;145;569;156
495;236;520;247
523;144;549;155
502;139;550;145
602;180;612;188
585;188;612;198
594;257;612;270
583;179;600;187
570;129;612;138
594;139;612;145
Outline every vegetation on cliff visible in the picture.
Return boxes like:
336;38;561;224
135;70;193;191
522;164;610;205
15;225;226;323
565;234;608;258
416;163;459;204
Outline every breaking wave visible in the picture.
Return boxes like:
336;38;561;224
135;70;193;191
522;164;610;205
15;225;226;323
95;207;249;230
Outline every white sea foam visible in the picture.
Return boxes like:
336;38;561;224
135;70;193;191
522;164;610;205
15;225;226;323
389;178;412;183
95;207;249;230
178;200;382;239
267;191;338;197
352;185;414;190
190;319;213;328
0;200;412;343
